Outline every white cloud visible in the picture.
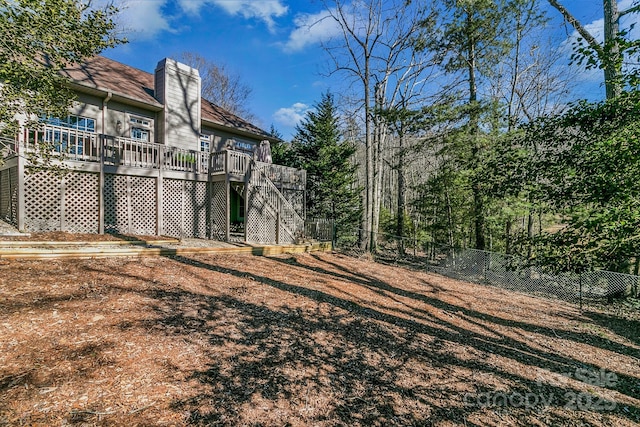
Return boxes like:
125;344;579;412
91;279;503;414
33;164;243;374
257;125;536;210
282;10;344;52
115;0;174;41
177;0;288;31
559;0;640;82
273;102;311;127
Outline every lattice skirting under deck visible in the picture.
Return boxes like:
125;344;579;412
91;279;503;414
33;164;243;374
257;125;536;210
104;174;156;235
0;167;18;227
246;188;278;243
162;178;209;239
210;181;227;241
19;167;298;244
25;170;100;233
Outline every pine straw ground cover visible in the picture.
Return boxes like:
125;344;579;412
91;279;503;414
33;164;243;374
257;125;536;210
0;251;639;426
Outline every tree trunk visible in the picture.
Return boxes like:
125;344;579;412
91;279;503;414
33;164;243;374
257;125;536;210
505;218;512;255
360;57;373;251
396;133;406;256
527;210;534;259
445;188;455;249
467;13;485;250
547;0;622;99
603;0;621;99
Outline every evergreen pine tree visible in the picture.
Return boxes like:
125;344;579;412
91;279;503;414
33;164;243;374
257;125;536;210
267;124;294;166
291;92;361;240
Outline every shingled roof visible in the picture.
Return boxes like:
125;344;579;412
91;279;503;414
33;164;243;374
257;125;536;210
61;56;272;140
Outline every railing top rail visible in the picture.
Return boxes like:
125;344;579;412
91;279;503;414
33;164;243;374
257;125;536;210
255;161;306;184
0;136;18;158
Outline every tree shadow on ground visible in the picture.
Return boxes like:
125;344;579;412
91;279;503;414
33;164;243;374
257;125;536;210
583;309;640;347
101;253;640;426
301;253;640;362
276;254;640;399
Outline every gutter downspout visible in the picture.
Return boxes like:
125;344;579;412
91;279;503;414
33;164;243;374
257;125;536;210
99;92;112;234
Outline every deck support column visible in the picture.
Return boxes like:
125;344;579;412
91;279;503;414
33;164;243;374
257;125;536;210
244;167;250;243
157;144;164;236
16;130;25;232
98;134;105;234
225;150;230;242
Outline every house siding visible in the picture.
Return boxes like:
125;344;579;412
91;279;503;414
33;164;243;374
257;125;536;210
68;93;157;142
200;124;259;154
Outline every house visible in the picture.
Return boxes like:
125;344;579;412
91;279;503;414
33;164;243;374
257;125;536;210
0;56;306;244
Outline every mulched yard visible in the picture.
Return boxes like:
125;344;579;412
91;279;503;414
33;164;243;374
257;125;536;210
1;248;639;426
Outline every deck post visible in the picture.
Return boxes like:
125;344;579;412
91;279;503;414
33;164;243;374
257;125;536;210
98;134;105;234
225;150;230;242
16;130;25;232
244;164;250;243
157;144;164;236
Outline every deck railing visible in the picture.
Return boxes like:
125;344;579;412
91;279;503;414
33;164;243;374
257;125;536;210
21;125;304;182
0;136;18;160
209;150;251;176
208;151;305;186
103;136;160;169
255;161;306;187
162;146;209;174
25;125;99;162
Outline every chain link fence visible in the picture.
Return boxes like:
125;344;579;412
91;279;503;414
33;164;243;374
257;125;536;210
426;248;640;307
313;227;640;309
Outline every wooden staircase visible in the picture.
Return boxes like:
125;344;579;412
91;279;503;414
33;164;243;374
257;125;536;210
245;161;305;244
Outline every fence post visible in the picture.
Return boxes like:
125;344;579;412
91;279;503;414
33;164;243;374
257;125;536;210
332;221;337;250
156;144;164;236
483;251;488;283
579;273;583;311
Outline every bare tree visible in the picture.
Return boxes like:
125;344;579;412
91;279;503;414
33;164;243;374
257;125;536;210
485;0;576;255
319;0;438;252
487;0;576;127
179;52;256;121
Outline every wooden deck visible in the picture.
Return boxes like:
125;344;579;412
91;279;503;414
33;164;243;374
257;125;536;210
15;124;306;189
1;126;307;244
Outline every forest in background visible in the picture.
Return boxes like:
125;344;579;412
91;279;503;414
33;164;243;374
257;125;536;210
273;0;640;275
2;0;639;275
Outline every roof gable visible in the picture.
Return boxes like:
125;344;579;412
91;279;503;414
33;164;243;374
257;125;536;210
201;99;270;139
61;56;161;108
62;56;273;141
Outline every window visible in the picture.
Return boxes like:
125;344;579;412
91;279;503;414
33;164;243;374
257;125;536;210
130;117;151;127
131;127;149;141
41;115;95;155
43;115;95;132
129;115;152;141
200;134;211;152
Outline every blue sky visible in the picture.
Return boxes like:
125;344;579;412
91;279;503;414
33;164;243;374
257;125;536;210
102;0;640;139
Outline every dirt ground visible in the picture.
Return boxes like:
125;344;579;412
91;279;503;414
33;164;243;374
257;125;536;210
1;245;639;426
